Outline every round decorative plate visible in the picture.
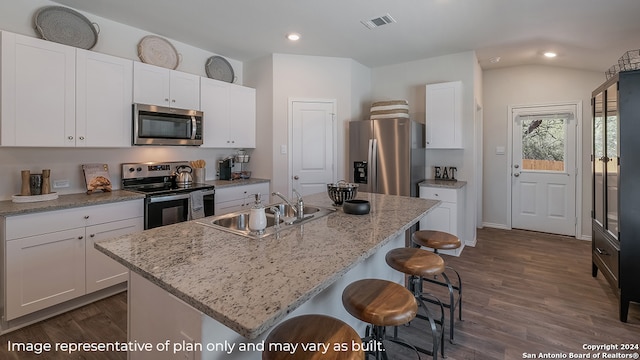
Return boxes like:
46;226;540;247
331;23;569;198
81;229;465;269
137;35;180;70
34;6;98;49
205;56;235;83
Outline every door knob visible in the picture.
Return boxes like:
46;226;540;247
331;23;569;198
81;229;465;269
293;175;299;180
514;173;520;177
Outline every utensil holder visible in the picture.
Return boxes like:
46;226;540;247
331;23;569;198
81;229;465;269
193;168;205;184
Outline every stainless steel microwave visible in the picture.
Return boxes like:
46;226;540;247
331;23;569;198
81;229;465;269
133;104;203;146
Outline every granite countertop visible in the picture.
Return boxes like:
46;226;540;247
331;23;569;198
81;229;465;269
204;178;270;189
0;190;146;217
0;179;270;217
419;179;467;189
95;192;439;339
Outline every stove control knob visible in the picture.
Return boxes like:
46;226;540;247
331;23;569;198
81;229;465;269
137;167;142;172
128;167;135;172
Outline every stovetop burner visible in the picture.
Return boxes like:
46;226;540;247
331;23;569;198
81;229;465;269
121;161;214;197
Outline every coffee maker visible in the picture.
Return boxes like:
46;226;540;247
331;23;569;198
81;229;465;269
218;157;234;180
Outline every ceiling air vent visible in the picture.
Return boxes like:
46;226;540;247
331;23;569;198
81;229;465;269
361;13;396;29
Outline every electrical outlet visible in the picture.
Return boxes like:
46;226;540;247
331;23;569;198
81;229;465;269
53;179;70;188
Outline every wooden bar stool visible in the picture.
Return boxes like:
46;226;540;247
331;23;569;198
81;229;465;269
412;230;463;344
342;278;420;360
262;314;364;360
385;247;446;359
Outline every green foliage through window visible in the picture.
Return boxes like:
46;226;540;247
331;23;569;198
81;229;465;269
521;118;565;161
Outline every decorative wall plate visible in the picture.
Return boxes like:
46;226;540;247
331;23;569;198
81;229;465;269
137;35;180;70
34;6;99;49
205;56;235;83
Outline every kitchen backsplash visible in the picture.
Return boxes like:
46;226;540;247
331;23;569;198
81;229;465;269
0;147;238;200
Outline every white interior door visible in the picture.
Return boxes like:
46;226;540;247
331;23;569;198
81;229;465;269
290;100;336;196
511;104;577;236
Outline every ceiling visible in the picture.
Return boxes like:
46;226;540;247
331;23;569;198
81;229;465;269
52;0;640;72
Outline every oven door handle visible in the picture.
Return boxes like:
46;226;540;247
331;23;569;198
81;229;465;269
200;189;215;196
148;193;191;203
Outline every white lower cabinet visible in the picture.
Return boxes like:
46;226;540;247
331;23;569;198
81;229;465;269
419;185;465;256
214;183;270;215
85;217;142;293
3;200;143;320
5;227;87;320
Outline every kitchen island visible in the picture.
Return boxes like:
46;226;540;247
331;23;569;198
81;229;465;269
96;192;439;360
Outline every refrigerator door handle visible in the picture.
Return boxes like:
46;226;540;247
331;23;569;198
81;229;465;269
370;138;378;192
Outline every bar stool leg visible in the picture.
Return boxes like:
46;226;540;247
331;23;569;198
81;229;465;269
410;275;445;358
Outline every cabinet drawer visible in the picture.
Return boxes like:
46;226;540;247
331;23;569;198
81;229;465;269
419;187;458;203
215;183;269;203
5;200;143;240
593;229;619;286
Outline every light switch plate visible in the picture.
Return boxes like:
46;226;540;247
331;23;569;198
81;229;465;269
495;146;505;155
280;144;287;154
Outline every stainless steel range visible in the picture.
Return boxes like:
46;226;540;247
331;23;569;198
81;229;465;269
122;161;215;229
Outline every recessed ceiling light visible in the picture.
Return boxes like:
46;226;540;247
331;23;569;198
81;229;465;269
544;52;557;58
286;33;300;41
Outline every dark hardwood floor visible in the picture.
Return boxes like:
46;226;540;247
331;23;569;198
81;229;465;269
1;228;638;359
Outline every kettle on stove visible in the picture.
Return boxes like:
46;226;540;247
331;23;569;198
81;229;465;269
175;165;193;187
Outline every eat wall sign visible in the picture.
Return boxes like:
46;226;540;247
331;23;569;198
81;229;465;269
434;166;457;181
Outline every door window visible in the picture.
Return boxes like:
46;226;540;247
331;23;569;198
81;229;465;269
519;115;569;172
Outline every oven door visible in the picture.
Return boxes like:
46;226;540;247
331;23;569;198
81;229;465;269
145;193;190;230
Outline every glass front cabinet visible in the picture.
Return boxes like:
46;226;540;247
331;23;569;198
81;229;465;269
591;69;640;322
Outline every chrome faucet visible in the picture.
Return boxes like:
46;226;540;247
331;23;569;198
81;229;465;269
272;190;305;220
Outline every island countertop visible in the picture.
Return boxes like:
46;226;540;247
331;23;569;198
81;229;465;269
95;192;439;339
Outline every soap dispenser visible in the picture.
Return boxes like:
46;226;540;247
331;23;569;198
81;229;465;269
248;193;267;233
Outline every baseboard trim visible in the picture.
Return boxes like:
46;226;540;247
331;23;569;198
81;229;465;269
482;222;510;230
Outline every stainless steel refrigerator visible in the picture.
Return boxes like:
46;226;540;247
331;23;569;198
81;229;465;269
349;118;425;197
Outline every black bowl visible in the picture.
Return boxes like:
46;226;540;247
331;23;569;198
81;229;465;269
343;199;370;215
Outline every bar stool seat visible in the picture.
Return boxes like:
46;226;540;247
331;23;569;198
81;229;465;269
412;230;461;251
386;248;446;359
412;230;463;344
262;314;364;360
342;278;420;359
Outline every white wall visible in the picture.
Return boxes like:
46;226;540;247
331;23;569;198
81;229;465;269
266;54;370;195
0;0;243;81
482;65;604;238
0;0;249;199
371;51;479;246
244;56;274;184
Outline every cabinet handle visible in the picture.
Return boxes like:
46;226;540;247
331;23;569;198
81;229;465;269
595;247;609;256
90;234;95;238
68;136;74;140
84;215;90;219
165;98;169;102
78;236;84;240
79;136;85;140
172;99;176;103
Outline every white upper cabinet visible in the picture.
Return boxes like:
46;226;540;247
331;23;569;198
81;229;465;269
200;77;256;148
1;31;133;147
425;81;463;149
76;49;133;147
1;31;76;147
133;61;200;110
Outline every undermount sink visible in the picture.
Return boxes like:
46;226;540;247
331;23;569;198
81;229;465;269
197;203;335;239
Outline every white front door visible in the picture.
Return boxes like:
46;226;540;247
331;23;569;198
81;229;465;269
290;100;336;196
511;104;577;236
